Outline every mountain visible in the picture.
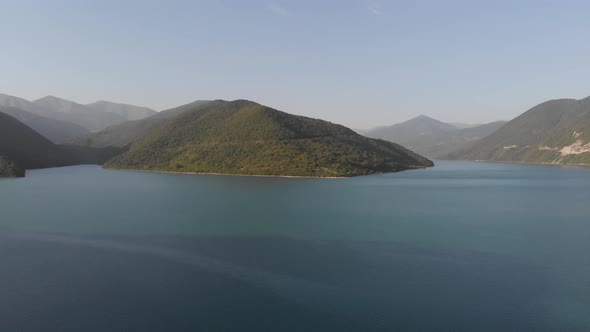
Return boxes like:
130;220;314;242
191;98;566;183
86;101;157;121
447;97;590;165
366;115;457;144
0;111;71;171
70;100;212;148
449;122;483;129
0;112;122;177
34;96;126;132
106;100;433;177
0;93;54;115
363;115;505;159
0;107;89;142
412;121;507;159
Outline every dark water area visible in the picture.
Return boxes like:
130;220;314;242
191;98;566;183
1;161;589;331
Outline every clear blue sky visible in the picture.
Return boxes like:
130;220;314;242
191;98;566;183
1;0;589;128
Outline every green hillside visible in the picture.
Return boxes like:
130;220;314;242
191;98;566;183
448;97;590;164
106;100;433;177
70;100;211;148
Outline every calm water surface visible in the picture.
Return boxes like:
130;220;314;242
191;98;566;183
0;161;589;331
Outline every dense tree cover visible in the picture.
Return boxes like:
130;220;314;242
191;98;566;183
0;156;24;178
106;100;433;177
448;97;590;165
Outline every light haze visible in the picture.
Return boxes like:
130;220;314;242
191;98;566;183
1;0;589;128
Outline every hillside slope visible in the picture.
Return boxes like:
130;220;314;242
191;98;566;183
106;100;433;177
364;115;505;159
86;101;157;121
448;97;590;164
0;111;69;169
418;121;506;159
365;115;457;144
0;107;89;142
34;96;126;132
71;100;211;148
0;112;122;177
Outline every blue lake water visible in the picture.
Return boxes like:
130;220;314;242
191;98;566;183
0;161;589;331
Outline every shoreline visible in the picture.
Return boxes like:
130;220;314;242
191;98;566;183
102;165;431;179
103;167;348;179
440;159;590;168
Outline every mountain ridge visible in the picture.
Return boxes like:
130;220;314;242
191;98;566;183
70;100;212;148
106;100;433;177
0;106;90;142
446;96;590;164
363;115;505;159
86;100;157;121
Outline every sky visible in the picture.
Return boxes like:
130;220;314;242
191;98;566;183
0;0;589;129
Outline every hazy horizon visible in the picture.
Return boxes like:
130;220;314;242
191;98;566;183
1;0;589;128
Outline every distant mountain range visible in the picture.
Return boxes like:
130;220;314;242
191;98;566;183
3;90;589;177
105;100;434;177
447;97;590;165
0;93;156;138
70;100;211;148
2;97;433;177
364;95;590;166
0;111;122;177
363;115;506;159
0;107;89;142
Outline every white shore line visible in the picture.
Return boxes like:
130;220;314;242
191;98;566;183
102;166;431;179
442;159;590;168
103;167;348;179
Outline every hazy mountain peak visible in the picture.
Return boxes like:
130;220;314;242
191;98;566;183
413;114;434;120
86;100;157;121
34;96;87;113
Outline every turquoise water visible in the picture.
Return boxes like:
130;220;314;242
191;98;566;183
0;161;589;331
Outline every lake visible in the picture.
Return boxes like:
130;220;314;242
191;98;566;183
0;161;589;331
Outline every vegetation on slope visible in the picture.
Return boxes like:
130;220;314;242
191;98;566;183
448;97;590;165
0;156;24;178
70;100;211;148
106;100;433;177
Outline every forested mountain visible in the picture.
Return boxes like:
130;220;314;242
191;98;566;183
363;115;505;159
71;100;211;148
448;97;590;165
106;100;433;177
0;107;89;142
